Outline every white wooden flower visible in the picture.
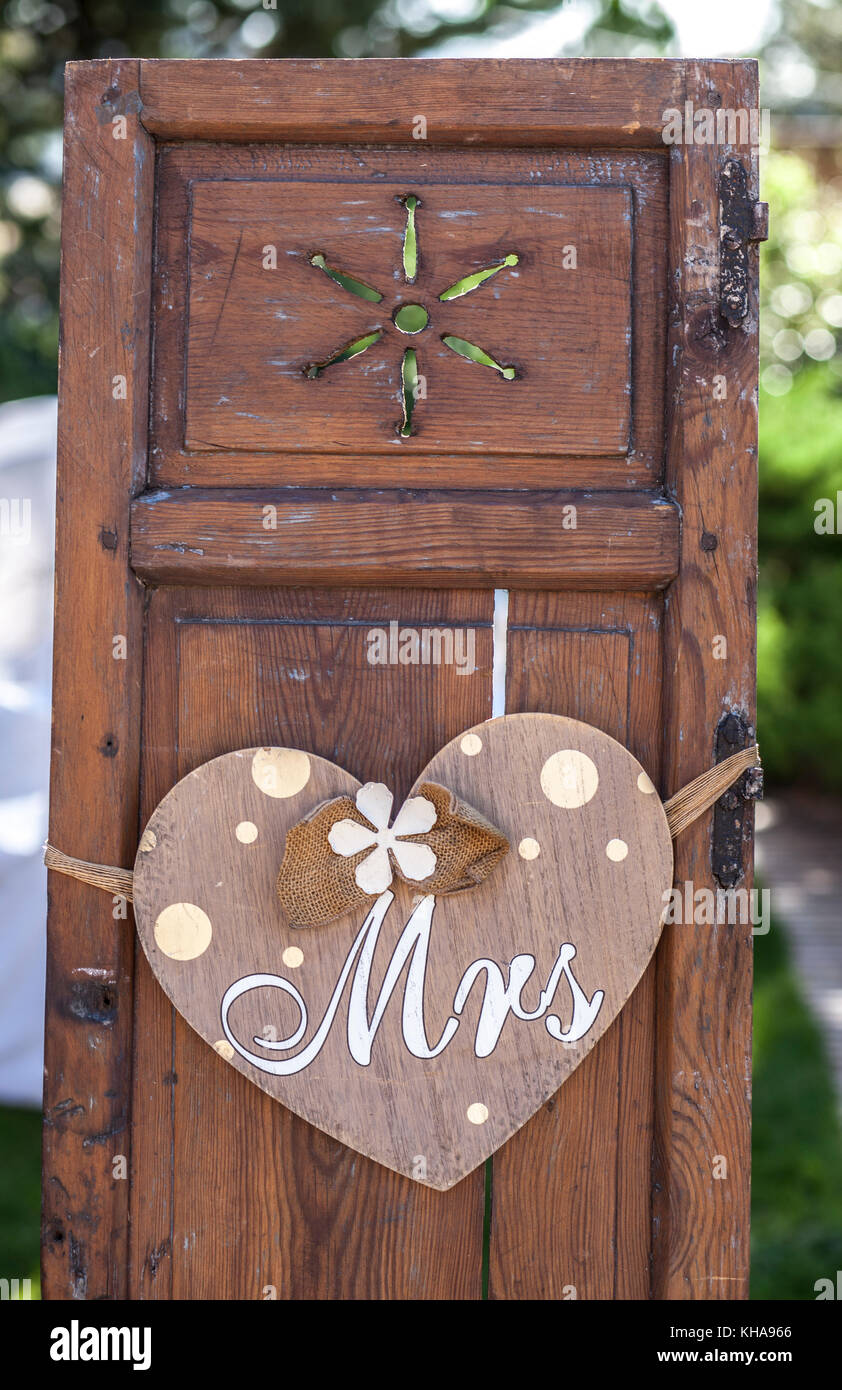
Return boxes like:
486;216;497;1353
328;782;437;895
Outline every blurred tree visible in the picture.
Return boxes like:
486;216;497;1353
762;0;842;125
756;0;842;792
758;361;842;789
581;0;672;54
759;149;842;390
0;0;674;402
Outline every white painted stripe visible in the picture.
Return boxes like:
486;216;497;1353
492;589;509;719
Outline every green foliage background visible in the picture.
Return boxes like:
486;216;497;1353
751;906;842;1300
758;152;842;790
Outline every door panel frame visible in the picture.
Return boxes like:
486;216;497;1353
45;57;757;1300
45;59;151;1300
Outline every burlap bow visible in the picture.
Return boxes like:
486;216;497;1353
276;781;509;928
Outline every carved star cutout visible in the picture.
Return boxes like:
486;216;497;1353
304;195;520;438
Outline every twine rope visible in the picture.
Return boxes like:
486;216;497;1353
43;843;134;901
43;744;761;900
663;744;760;837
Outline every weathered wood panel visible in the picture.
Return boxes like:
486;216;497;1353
150;143;668;491
138;58;685;146
185;181;632;456
44;58;151;1301
652;60;758;1301
129;490;679;590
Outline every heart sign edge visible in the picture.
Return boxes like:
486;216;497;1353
129;713;675;1190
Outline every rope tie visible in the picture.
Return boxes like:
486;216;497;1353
663;744;760;838
44;744;761;904
43;844;134;901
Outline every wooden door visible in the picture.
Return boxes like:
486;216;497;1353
45;58;759;1300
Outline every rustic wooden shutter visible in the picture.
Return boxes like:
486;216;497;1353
45;58;759;1300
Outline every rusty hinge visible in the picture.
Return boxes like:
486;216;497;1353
719;158;769;327
712;711;764;888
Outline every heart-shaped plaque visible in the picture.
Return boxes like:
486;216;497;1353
132;714;673;1190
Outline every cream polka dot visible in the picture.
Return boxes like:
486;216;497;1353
213;1040;234;1061
637;771;656;795
282;946;304;969
467;1102;489;1126
139;828;157;853
541;749;599;809
235;820;259;844
251;747;311;799
154;903;212;960
606;838;629;862
460;733;483;757
518;837;541;860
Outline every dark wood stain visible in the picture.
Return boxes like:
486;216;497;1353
46;56;757;1301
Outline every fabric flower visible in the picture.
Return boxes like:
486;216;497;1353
277;779;509;927
328;782;437;894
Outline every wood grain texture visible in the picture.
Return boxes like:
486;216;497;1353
46;55;758;1301
130;715;672;1190
138;58;685;146
185;180;631;455
44;59;151;1300
129;586;493;1299
652;61;758;1301
130;589;178;1301
129;489;680;590
151;143;668;489
489;591;664;1299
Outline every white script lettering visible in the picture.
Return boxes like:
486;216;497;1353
220;892;604;1075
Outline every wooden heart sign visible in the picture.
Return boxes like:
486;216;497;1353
131;714;673;1190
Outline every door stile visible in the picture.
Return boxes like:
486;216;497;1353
654;59;758;1301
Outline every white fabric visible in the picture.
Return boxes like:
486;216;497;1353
0;396;56;1107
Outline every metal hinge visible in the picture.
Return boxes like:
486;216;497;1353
719;158;769;327
712;711;764;888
